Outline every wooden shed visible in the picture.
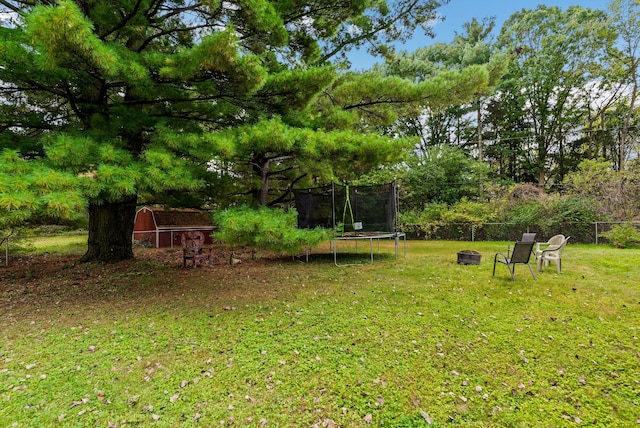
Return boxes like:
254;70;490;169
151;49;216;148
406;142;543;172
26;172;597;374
133;206;215;248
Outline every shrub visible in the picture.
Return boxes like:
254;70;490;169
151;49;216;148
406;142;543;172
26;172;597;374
500;201;544;227
397;203;448;239
440;199;495;224
563;159;640;221
600;223;640;248
213;206;329;255
401;146;489;209
541;196;600;241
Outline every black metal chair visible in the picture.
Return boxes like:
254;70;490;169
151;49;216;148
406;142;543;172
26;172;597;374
521;233;536;243
493;241;537;281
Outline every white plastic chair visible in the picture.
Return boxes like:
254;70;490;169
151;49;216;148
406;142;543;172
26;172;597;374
536;235;569;273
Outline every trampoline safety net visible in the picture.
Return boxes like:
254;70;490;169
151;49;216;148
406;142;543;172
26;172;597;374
293;183;397;233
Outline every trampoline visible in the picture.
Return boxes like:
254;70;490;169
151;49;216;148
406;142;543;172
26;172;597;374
293;182;406;266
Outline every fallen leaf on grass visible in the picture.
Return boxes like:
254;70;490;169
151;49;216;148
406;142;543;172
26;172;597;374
71;397;89;408
170;394;179;403
419;409;433;424
364;414;373;424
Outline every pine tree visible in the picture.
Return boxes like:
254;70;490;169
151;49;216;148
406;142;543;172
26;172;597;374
1;0;445;262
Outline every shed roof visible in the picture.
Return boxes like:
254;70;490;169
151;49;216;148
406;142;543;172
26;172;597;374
143;207;213;227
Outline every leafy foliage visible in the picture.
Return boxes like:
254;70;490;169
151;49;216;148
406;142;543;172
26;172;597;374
213;206;328;255
402;146;489;209
0;150;86;229
600;223;640;248
398;180;604;242
494;5;614;185
439;199;495;224
563;159;640;221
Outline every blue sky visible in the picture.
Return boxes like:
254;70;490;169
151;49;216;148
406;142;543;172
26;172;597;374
348;0;611;70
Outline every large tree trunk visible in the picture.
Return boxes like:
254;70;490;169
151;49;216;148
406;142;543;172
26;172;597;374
80;196;137;263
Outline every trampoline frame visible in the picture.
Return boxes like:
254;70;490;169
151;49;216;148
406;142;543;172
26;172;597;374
331;232;407;267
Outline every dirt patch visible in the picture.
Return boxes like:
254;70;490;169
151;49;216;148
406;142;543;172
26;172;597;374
0;246;284;317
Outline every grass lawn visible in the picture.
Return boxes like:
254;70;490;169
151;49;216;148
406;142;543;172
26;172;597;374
1;241;639;427
6;234;88;258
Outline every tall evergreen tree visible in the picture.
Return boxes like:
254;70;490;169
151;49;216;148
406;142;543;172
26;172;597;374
0;0;446;262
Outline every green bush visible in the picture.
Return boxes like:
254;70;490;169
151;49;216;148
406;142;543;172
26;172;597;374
397;204;448;239
546;196;599;225
440;199;495;224
213;206;329;255
499;201;544;226
401;146;489;209
398;200;496;240
600;223;640;248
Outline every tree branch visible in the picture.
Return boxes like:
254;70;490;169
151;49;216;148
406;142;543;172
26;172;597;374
267;173;308;207
99;0;145;40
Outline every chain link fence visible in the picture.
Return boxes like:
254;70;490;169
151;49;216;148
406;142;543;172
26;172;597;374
401;221;640;244
3;222;640;266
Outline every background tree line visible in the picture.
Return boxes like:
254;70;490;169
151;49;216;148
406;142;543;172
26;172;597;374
359;0;640;243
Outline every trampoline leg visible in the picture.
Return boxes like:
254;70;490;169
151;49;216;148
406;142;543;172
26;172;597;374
370;238;373;263
395;235;399;259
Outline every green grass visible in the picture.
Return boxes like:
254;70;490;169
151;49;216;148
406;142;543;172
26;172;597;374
1;241;639;427
12;234;87;256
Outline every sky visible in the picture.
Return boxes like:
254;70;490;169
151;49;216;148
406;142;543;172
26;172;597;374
348;0;611;70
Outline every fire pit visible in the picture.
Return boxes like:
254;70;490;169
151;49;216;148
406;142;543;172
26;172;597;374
457;250;481;265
